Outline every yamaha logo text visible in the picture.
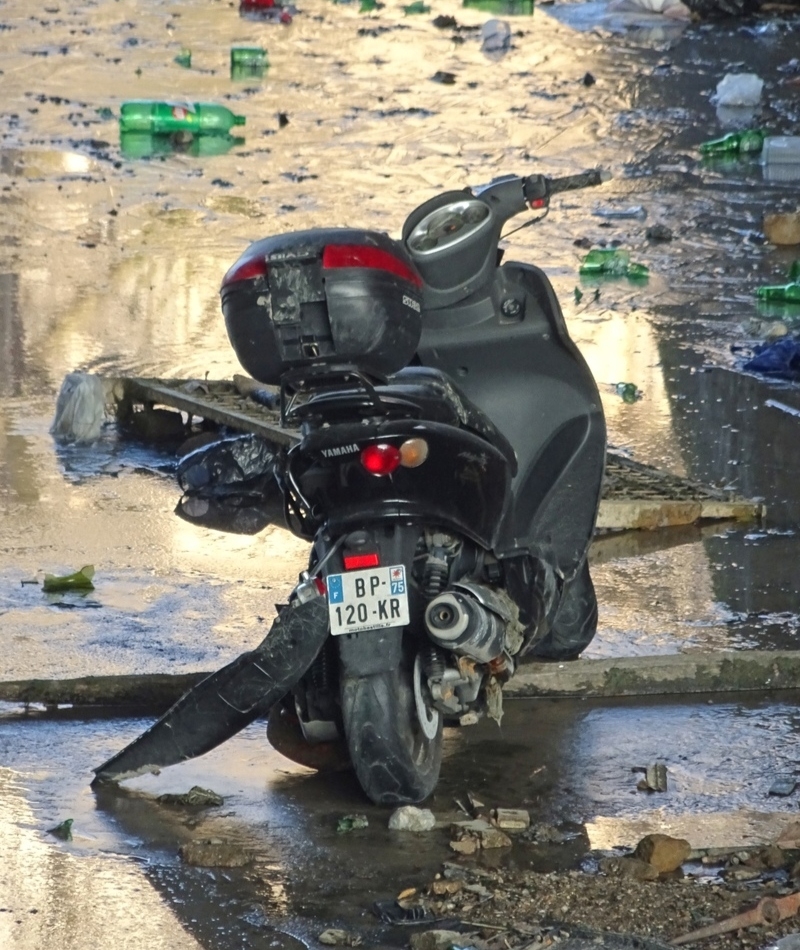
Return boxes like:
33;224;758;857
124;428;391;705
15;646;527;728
321;444;360;458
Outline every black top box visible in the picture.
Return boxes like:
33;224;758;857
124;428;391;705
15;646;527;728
220;228;424;384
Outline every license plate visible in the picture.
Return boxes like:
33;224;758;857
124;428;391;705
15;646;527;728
327;564;410;635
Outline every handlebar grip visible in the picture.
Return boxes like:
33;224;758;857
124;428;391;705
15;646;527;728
546;168;609;194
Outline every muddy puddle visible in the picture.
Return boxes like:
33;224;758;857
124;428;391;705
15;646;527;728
3;0;800;945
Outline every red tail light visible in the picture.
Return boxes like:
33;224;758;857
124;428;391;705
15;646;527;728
343;552;380;570
322;244;423;289
221;253;268;289
360;443;401;476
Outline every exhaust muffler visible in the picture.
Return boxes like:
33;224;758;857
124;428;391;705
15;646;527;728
424;582;509;664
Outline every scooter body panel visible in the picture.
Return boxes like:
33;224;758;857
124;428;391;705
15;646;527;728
417;261;605;575
291;418;512;549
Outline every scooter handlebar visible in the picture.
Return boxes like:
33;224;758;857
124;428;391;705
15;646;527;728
523;168;609;204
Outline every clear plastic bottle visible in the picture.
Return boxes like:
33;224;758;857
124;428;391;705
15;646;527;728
699;129;765;156
119;101;246;135
761;136;800;164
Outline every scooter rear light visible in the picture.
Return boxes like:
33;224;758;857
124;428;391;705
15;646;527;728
322;244;423;289
220;253;268;289
313;576;327;595
360;443;401;476
399;438;428;468
342;552;381;570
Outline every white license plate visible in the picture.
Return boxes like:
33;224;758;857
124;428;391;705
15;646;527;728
327;564;410;635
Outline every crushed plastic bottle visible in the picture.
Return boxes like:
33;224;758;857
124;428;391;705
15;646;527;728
119;101;246;135
614;382;639;404
715;72;764;107
579;249;649;280
481;19;511;60
699;129;765;156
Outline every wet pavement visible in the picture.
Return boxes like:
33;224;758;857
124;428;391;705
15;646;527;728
3;0;800;946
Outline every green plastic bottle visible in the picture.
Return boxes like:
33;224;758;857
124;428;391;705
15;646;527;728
120;132;245;159
119;101;246;135
615;382;639;404
699;129;765;156
462;0;534;14
755;283;800;304
579;249;649;280
230;46;268;80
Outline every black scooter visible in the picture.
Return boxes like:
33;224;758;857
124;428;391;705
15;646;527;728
93;169;607;805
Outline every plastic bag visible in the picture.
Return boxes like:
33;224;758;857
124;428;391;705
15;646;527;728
715;73;763;107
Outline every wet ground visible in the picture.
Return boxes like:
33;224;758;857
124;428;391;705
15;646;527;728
2;0;800;946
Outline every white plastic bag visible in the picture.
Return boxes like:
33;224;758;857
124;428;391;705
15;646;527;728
715;72;763;107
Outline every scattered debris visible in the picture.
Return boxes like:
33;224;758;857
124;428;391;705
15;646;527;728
409;930;463;950
450;818;512;852
599;855;659;881
646;224;673;241
42;565;95;593
317;929;362;947
592;205;647;221
51;372;110;444
372;899;435;925
633;762;667;792
179;838;252;867
337;814;369;833
388;806;437;832
48;818;74;841
481;19;511;60
714;72;763;107
431;71;456;85
492;808;530;831
157;785;224;807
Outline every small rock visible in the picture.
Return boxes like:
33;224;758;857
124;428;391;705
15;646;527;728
431;71;456;85
318;929;361;946
764;211;800;246
449;836;478;855
776;821;800;849
388;806;436;832
493;808;530;831
646;224;673;242
158;786;223;807
410;930;464;950
179;838;252;868
582;71;596;86
634;833;691;873
599;856;659;881
432;14;457;27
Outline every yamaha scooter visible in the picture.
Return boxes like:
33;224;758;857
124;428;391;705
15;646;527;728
93;168;607;805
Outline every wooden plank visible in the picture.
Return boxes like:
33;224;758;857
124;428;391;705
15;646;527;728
508;650;800;699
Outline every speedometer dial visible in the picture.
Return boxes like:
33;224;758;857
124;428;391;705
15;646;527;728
406;199;491;256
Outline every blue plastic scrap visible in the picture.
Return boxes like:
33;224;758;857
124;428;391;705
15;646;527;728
743;336;800;379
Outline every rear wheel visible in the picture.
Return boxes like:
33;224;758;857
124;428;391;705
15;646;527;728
529;559;598;660
340;656;443;805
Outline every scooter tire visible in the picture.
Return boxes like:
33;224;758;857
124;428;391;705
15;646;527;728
340;664;443;805
529;559;598;660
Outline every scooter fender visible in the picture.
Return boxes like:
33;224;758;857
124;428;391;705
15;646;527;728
91;595;329;785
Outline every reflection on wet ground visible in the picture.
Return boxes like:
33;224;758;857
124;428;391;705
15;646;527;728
3;0;800;944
